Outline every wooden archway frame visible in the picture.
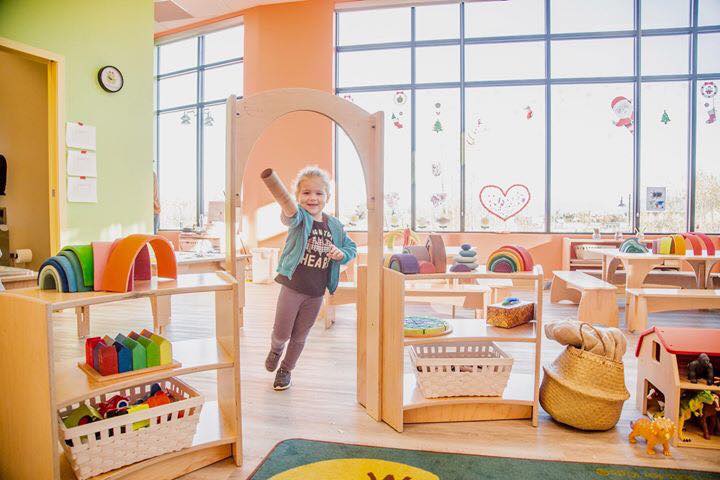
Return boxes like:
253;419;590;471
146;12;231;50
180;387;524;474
225;88;385;420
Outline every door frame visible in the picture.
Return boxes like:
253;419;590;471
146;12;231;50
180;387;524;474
0;36;64;254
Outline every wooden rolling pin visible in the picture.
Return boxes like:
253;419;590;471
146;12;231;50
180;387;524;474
261;168;297;217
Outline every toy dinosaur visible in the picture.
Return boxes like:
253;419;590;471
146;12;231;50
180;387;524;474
679;390;716;441
699;393;720;440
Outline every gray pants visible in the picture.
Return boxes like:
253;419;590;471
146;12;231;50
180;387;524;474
271;286;324;371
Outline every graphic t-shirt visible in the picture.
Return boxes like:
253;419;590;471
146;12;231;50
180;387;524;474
276;218;333;297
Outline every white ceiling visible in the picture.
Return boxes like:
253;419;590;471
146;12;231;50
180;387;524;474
154;0;302;34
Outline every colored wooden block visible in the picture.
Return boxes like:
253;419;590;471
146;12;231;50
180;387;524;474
127;403;150;430
85;337;103;366
141;329;173;365
113;341;133;373
92;340;106;370
116;333;147;370
96;343;118;375
129;330;160;367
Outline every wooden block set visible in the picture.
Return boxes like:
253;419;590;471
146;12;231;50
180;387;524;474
84;329;173;376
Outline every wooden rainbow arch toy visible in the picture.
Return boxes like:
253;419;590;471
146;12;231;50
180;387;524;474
38;234;177;294
486;245;534;272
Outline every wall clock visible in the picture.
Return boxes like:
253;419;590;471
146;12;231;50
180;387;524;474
97;65;124;93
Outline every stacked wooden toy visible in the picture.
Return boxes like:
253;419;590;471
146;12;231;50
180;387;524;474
486;245;534;273
37;234;178;294
450;244;478;272
650;232;716;255
83;329;174;377
619;238;649;253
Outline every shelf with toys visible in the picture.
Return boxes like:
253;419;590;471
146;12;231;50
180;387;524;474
380;260;543;433
0;234;242;480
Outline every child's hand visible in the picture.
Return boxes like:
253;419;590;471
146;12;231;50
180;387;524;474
328;245;345;261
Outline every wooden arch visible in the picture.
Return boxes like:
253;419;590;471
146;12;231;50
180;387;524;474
102;234;177;293
225;88;384;420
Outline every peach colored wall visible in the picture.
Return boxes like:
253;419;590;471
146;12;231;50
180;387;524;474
236;0;720;273
241;0;335;245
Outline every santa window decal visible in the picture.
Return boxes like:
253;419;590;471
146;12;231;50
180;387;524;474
611;95;634;134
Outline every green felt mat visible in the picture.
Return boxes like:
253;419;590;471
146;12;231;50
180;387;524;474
249;439;718;480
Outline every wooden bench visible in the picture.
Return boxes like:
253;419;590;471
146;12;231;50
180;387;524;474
580;269;698;290
320;281;495;329
550;270;619;327
625;288;720;332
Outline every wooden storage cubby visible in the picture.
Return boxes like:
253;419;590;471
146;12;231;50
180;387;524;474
380;266;544;432
0;271;242;479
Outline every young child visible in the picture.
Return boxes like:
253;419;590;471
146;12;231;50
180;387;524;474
265;166;357;390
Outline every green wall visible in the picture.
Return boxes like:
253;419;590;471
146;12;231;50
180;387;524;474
0;0;154;245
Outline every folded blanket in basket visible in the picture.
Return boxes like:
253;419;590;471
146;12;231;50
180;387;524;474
544;320;627;362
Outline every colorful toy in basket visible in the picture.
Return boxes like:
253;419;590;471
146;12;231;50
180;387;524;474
487;297;534;328
619;238;649;253
59;378;201;479
486;245;534;273
629;417;676;456
449;243;478;272
37;234;177;294
403;316;451;338
81;330;175;378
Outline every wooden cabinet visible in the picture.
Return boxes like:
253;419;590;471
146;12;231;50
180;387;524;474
379;266;544;432
0;272;242;480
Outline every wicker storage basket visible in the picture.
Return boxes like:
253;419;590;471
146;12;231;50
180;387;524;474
539;324;629;431
58;377;204;480
410;341;513;398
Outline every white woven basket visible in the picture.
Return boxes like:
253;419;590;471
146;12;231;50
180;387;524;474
410;341;513;398
58;377;203;480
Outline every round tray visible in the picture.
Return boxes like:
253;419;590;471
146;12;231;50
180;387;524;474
403;316;453;338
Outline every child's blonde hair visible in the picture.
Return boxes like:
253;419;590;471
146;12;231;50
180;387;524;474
293;166;332;197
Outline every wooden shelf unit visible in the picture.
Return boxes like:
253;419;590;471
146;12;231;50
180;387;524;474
381;266;544;433
0;271;242;480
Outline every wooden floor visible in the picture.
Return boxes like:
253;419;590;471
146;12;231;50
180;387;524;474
51;283;720;479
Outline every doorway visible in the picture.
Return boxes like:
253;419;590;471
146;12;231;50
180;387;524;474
0;37;62;272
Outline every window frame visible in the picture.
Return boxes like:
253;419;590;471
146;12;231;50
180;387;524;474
155;26;244;229
334;0;720;234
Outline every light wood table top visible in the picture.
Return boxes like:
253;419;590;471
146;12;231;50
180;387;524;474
591;248;720;290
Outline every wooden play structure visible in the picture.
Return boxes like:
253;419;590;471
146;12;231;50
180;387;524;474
635;327;720;450
0;271;241;479
224;88;385;418
379;265;544;432
550;270;619;327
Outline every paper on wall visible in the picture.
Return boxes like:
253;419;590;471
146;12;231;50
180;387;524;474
68;176;97;203
66;122;96;150
67;150;97;177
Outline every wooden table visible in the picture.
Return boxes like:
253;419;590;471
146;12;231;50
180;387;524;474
594;248;720;290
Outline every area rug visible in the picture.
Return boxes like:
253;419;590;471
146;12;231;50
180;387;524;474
249;439;718;480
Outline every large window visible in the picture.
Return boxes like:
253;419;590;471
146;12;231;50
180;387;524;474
335;1;720;233
155;25;243;229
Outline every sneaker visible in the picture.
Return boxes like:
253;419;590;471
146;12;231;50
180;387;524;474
273;368;291;390
265;350;281;372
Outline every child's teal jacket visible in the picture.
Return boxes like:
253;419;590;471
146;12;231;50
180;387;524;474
276;205;357;294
